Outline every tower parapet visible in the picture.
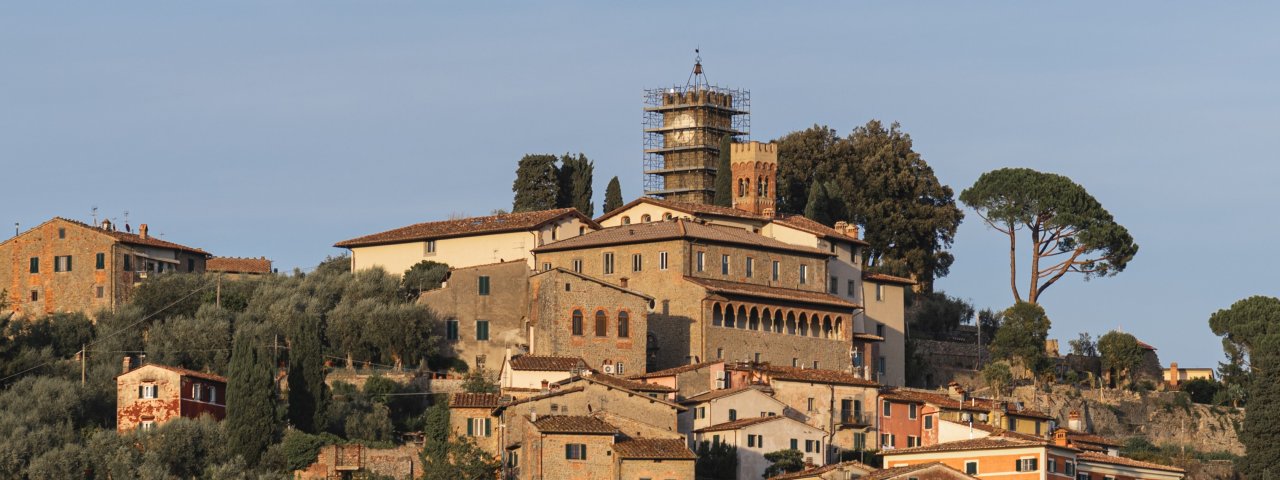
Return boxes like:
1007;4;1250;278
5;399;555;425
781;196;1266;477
729;141;778;216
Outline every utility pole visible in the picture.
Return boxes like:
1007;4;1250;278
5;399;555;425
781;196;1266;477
80;344;86;385
215;274;222;309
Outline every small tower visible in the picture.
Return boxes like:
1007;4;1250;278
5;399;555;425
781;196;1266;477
643;52;750;204
730;141;777;216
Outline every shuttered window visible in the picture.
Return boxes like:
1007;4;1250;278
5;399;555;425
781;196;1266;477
96;253;105;269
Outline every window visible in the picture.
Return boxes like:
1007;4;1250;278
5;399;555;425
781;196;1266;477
728;409;737;421
641;214;651;222
565;443;587;460
1035;420;1042;435
30;290;38;301
543;262;552;271
1016;458;1038;472
551;228;558;241
771;261;780;281
659;251;668;270
193;383;202;400
140;420;156;431
207;386;217;403
807;397;815;412
790;439;798;450
617;362;624;375
446;320;459;340
813;360;819;369
883;400;892;417
54;255;72;272
923;415;933;429
716;348;723;359
965;461;979;475
58;228;66;239
853;433;866;450
880;434;894;448
622;216;631;225
96;253;105;269
594;310;608;336
721;254;730;275
792;358;798;367
907;436;919;448
1048;458;1058;473
139;384;158;399
713;435;721;445
187;258;195;273
754;352;761;363
632;253;642;272
747;434;762;448
617;311;630;338
571;310;584;336
1077;473;1090;480
476;320;490;341
799;265;808;284
698;407;706;419
875;284;885;301
426;240;436;254
467;417;491;437
123;255;132;272
696;252;705;272
96;286;104;298
507;451;520;468
847;279;855;296
478;276;491;295
878;356;886;376
908;403;917;419
603;253;615;275
1065;461;1076;476
745;257;754;277
29;257;38;273
829;276;838;294
572;259;583;273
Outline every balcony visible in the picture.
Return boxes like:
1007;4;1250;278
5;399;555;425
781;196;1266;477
839;411;873;427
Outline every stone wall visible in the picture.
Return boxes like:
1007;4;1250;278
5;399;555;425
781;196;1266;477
529;269;650;374
418;260;530;373
295;444;422;480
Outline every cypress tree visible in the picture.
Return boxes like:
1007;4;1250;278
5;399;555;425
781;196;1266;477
557;153;595;216
512;154;559;212
804;182;832;225
287;316;328;433
226;325;278;466
713;135;734;207
603;176;624;213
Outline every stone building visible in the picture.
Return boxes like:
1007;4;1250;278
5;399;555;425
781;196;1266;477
877;384;1054;450
627;360;725;401
692;415;829;480
419;261;652;374
0;217;209;318
511;415;696;480
499;354;588;395
334;208;599;275
205;256;273;279
294;444;422;480
678;385;789;441
116;360;226;432
449;392;504;456
725;364;881;459
532;218;858;372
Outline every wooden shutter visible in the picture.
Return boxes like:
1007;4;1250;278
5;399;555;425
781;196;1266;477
484;418;491;437
467;418;474;436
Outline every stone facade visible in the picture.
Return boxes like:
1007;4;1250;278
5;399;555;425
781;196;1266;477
528;268;652;374
0;217;208;318
419;261;530;374
294;444;422;480
692;415;829;480
116;362;226;432
729;142;778;216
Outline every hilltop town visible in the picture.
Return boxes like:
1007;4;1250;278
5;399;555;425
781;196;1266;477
0;59;1258;480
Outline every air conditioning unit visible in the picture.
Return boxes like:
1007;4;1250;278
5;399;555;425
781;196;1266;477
603;364;615;374
714;371;726;380
715;379;726;389
978;413;989;422
961;413;972;422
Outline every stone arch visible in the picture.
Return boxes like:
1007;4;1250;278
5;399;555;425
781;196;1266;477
798;312;809;336
810;315;821;337
736;305;748;329
724;304;736;329
748;306;760;331
712;303;723;327
822;315;833;339
774;310;785;333
761;308;773;332
835;316;844;338
786;312;797;335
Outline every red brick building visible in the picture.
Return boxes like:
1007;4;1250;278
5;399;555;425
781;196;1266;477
116;360;226;432
0;217;209;318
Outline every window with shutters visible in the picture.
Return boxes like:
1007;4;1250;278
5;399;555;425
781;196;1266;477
54;255;72;272
96;253;105;269
123;255;132;272
617;311;630;338
572;310;584;336
446;320;459;340
542;262;551;271
632;253;642;272
1065;461;1075;476
594;310;607;336
790;439;798;450
721;254;730;275
799;264;808;284
745;257;754;277
728;409;737;421
139;384;157;399
696;252;705;272
1048;458;1058;473
908;403;917;419
467;417;491;437
478;276;490;295
965;462;979;475
883;400;892;417
426;240;436;254
659;251;668;270
193;383;202;400
476;320;490;341
772;261;780;281
924;415;933;429
565;443;587;460
603;253;615;275
29;257;39;273
1016;458;1038;472
572;259;583;273
140;420;155;430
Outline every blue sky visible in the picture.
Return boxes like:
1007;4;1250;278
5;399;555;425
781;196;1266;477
3;2;1276;368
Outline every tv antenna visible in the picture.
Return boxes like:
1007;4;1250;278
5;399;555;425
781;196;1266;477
91;206;99;225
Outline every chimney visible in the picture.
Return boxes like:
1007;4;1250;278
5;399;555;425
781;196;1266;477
1068;410;1082;432
540;380;550;394
763;207;776;218
1169;362;1180;387
1052;428;1070;446
947;381;966;400
834;220;849;233
139;224;149;239
122;356;133;374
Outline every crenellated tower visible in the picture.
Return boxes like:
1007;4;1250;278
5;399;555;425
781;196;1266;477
729;141;777;216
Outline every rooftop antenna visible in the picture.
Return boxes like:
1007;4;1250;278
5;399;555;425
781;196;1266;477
13;222;18;237
91;206;99;226
123;210;131;233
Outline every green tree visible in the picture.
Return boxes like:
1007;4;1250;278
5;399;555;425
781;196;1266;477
803;181;843;226
226;325;279;466
1180;378;1220;405
983;361;1013;399
145;304;233;373
694;440;737;480
1208;296;1280;476
988;302;1051;381
461;368;498;394
713;135;734;207
960;168;1138;304
1069;332;1098;357
1097;331;1145;387
762;449;805;478
557;153;595;216
776;125;844;215
604;176;624;213
905;291;974;340
420;400;499;480
287;315;329;434
512;154;560;212
401;260;450;300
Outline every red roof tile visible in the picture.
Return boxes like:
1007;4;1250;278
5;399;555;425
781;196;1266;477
206;256;272;274
768;460;877;480
531;415;619;434
1077;452;1185;473
1065;429;1122;449
335;208;596;248
533;218;831;257
596;197;768;224
40;217;211;255
628;361;722;380
862;463;978;480
693;415;785;433
887;436;1050;455
750;365;880;387
612;438;697;460
879;388;1052;420
772;214;870;246
684;276;860;309
863;272;917;285
585;372;675;393
451;393;505;408
508;355;587;372
119;363;227;383
682;385;773;404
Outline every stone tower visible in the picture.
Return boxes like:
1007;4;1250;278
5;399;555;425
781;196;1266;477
643;55;750;204
729;141;777;216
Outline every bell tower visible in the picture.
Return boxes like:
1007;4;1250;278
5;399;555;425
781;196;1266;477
730;141;777;216
643;52;750;204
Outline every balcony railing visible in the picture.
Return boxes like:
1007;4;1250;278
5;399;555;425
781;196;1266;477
839;411;873;427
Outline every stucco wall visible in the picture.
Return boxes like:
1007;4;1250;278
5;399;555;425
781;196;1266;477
418;261;530;373
863;280;906;386
694;418;828;480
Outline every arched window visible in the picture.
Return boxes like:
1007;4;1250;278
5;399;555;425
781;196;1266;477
758;177;765;197
618;311;630;338
641;214;651;223
571;309;584;336
663;213;674;220
621;216;631;225
762;178;769;197
738;179;746;197
595;310;608;336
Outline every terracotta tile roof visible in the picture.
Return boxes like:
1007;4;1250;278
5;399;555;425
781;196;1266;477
451;393;505;408
853;333;885;342
532;218;831;257
1066;429;1122;449
612;438;697;460
772;214;870;246
769;460;877;480
596;197;768;223
628;361;722;379
1136;340;1157;351
120;363;226;383
754;365;880;387
693;415;785;433
862;462;976;480
206;256;272;274
499;386;586;408
530;415;619;434
1077;452;1186;473
585;372;675;393
41;217;211;255
508;355;587;372
884;436;1048;455
334;208;597;248
862;272;917;285
530;267;654;300
682;385;773;404
683;276;860;309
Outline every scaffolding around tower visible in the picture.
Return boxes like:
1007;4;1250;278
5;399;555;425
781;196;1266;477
642;80;750;204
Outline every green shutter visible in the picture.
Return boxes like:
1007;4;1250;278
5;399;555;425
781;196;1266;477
484;418;491;437
66;256;72;271
96;253;105;269
30;257;38;273
467;418;474;436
